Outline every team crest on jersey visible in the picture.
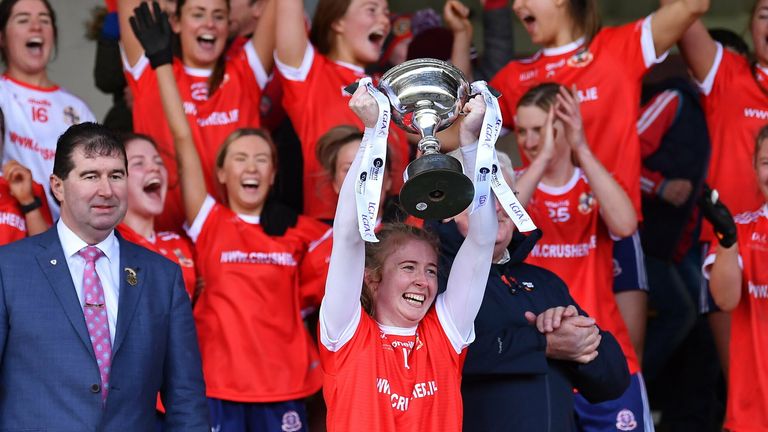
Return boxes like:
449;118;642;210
62;106;80;125
567;50;594;68
615;408;638;431
577;192;595;214
281;410;303;432
392;15;411;36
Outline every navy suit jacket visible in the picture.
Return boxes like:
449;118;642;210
0;228;209;431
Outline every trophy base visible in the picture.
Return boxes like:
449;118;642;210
400;154;474;220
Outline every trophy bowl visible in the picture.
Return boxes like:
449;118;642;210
379;58;475;220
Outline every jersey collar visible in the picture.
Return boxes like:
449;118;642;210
334;59;366;76
542;37;585;57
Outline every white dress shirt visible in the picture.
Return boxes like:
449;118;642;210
57;220;120;344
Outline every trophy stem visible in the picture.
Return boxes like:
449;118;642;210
414;108;442;155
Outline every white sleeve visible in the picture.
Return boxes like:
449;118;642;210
119;43;149;81
274;44;315;82
701;249;743;280
437;143;498;354
641;14;669;68
318;128;371;352
184;195;216;243
244;42;270;90
696;42;724;96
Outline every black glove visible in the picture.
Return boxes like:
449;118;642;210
698;184;737;248
129;1;173;69
260;198;299;237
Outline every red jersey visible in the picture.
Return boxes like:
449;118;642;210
704;205;768;431
697;43;766;242
276;45;409;220
523;170;640;373
124;44;267;231
116;224;197;299
0;178;52;245
188;197;324;402
320;308;465;432
491;17;663;217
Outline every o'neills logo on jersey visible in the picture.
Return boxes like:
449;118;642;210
191;82;208;101
748;281;768;299
197;109;239;127
752;232;768;244
220;250;297;266
376;378;438;412
0;211;26;232
567;50;594;68
530;235;597;258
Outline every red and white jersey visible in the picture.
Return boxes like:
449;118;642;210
697;43;766;242
116;224;197;299
299;225;333;318
0;178;52;245
186;196;325;402
523;169;640;373
275;45;410;220
319;307;465;432
491;17;665;217
703;205;768;431
123;44;267;231
0;75;96;218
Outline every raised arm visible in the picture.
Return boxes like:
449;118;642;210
653;0;712;73
130;2;207;225
3;160;50;236
319;86;374;345
444;0;474;81
118;0;147;68
556;87;637;237
473;0;514;82
441;95;499;346
275;0;309;68
249;0;275;75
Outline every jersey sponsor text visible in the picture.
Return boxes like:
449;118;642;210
219;250;297;266
530;235;597;258
0;211;25;232
375;378;439;412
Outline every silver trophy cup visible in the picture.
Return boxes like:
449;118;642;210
379;58;474;220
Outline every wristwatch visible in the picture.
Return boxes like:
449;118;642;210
19;196;42;214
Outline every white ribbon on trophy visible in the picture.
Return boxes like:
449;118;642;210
470;81;537;233
354;77;391;243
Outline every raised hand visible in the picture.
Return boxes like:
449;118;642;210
444;0;472;37
555;85;588;152
458;95;487;146
129;1;173;69
348;84;380;129
3;160;35;206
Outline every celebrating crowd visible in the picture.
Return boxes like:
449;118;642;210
0;0;766;431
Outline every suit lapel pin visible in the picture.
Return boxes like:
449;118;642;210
50;259;57;265
124;267;138;286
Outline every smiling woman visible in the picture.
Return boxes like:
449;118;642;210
315;85;498;432
118;0;276;231
0;0;96;218
275;0;410;221
115;133;198;300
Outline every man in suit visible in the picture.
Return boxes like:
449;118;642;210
0;122;209;431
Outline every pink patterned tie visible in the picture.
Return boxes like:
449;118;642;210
78;246;112;403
